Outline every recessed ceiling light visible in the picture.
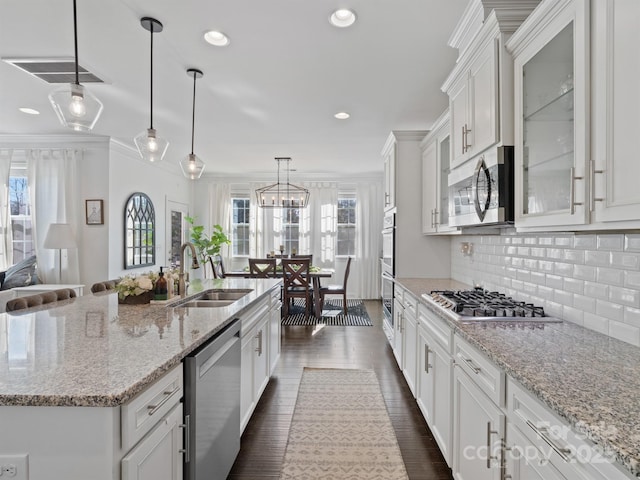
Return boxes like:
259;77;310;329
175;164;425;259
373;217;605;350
204;30;230;46
329;9;357;28
334;112;350;119
19;107;40;115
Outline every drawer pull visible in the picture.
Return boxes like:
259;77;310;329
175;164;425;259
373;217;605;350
462;356;481;374
526;420;572;462
424;344;432;374
179;414;190;462
486;421;499;468
255;329;263;356
147;385;180;416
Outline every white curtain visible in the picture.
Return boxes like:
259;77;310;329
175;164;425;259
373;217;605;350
207;182;231;277
355;180;383;299
0;150;13;270
249;182;276;258
27;149;80;284
300;182;337;269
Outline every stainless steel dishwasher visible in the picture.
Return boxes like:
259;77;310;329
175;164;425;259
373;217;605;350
183;318;241;480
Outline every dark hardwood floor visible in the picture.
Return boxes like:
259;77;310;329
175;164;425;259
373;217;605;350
228;300;453;480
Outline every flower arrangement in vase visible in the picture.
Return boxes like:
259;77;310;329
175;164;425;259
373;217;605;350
115;269;181;304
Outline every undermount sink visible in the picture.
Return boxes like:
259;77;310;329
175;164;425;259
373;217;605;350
176;289;253;308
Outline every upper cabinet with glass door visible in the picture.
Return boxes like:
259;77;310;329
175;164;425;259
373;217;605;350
442;1;541;170
507;0;590;229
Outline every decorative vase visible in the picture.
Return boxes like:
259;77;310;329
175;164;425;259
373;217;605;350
118;291;154;305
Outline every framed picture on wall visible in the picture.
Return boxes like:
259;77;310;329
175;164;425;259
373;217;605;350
86;199;104;225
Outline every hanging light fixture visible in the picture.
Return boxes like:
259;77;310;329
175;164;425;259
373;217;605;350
48;0;103;131
134;17;168;162
255;157;310;208
179;68;206;179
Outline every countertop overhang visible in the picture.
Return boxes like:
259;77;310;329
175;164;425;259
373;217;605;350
0;277;281;408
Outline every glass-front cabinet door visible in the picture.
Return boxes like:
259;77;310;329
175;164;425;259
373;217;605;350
508;0;589;229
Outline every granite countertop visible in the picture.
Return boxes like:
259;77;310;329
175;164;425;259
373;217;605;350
0;277;281;408
396;277;640;478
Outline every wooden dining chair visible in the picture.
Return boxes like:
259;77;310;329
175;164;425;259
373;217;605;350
291;253;313;264
210;254;226;279
319;256;352;314
281;258;311;320
248;258;277;277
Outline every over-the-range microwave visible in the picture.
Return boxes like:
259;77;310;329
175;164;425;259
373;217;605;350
448;146;514;227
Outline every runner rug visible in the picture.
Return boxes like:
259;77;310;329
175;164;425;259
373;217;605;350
281;299;373;326
280;368;409;480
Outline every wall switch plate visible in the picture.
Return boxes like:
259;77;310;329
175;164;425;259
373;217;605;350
0;455;28;480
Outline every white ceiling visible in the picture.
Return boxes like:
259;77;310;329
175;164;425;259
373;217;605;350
0;0;467;177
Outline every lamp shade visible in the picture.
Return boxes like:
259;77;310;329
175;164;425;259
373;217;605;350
43;223;77;249
49;83;104;132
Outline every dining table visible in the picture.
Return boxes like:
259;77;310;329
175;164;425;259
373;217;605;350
224;268;334;318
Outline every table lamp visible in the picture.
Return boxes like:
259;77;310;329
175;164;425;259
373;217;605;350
43;223;77;283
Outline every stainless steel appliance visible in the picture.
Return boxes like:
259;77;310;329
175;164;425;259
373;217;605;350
183;319;241;480
448;146;514;227
381;211;395;341
421;288;562;323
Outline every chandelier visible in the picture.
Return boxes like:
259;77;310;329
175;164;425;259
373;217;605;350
255;157;310;208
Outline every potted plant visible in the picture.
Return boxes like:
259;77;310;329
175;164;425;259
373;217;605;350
185;216;231;277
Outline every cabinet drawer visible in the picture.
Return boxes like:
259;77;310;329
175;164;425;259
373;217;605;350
402;290;418;319
507;378;632;480
121;364;183;451
418;303;453;353
453;335;504;407
240;297;270;335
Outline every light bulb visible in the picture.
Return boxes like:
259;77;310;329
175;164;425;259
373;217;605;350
189;159;196;171
147;136;158;153
69;94;86;117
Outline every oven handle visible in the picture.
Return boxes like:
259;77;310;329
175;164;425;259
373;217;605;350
472;156;491;222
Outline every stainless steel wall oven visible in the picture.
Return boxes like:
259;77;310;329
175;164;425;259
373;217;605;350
381;211;395;341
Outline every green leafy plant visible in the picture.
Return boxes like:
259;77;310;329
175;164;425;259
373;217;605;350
185;216;231;270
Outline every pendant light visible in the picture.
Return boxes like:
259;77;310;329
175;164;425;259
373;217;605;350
48;0;103;132
179;68;206;179
255;157;310;208
134;17;169;163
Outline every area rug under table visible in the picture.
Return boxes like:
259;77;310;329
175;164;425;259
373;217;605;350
280;368;409;480
282;299;373;326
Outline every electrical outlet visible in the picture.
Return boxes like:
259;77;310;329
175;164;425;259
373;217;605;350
0;455;28;480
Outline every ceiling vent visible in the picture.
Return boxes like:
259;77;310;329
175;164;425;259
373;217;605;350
2;57;104;84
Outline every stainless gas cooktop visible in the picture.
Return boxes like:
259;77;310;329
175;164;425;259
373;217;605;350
421;288;562;323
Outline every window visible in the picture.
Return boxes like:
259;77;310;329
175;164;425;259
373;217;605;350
231;197;250;256
337;196;356;256
9;175;34;263
281;207;300;255
124;192;155;269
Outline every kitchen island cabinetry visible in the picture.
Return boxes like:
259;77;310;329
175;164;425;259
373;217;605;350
240;295;271;432
421;110;457;235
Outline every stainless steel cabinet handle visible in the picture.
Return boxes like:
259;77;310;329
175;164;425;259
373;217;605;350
424;343;432;373
590;160;605;211
255;329;263;356
179;414;191;462
486;421;499;468
463;124;472;153
526;420;572;462
147;385;180;416
461;126;466;155
462;356;481;374
569;166;584;214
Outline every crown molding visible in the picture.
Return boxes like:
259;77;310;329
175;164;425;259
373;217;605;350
0;133;110;149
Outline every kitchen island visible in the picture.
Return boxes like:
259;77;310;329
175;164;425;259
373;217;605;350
0;277;281;480
397;277;640;479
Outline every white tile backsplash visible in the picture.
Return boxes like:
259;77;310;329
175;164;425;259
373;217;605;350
451;232;640;347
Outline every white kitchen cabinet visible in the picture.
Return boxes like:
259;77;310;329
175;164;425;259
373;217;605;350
268;287;282;374
393;296;404;369
383;140;396;211
506;377;633;480
121;403;183;480
416;304;453;466
590;0;640;225
240;296;271;432
452;365;505;480
401;290;418;397
421;110;458;235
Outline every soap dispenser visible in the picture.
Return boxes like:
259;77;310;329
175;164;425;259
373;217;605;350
154;266;168;301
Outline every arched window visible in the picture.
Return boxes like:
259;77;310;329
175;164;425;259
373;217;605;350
124;192;155;269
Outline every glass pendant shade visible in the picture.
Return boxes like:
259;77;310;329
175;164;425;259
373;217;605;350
180;153;205;180
134;128;169;163
49;83;104;132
